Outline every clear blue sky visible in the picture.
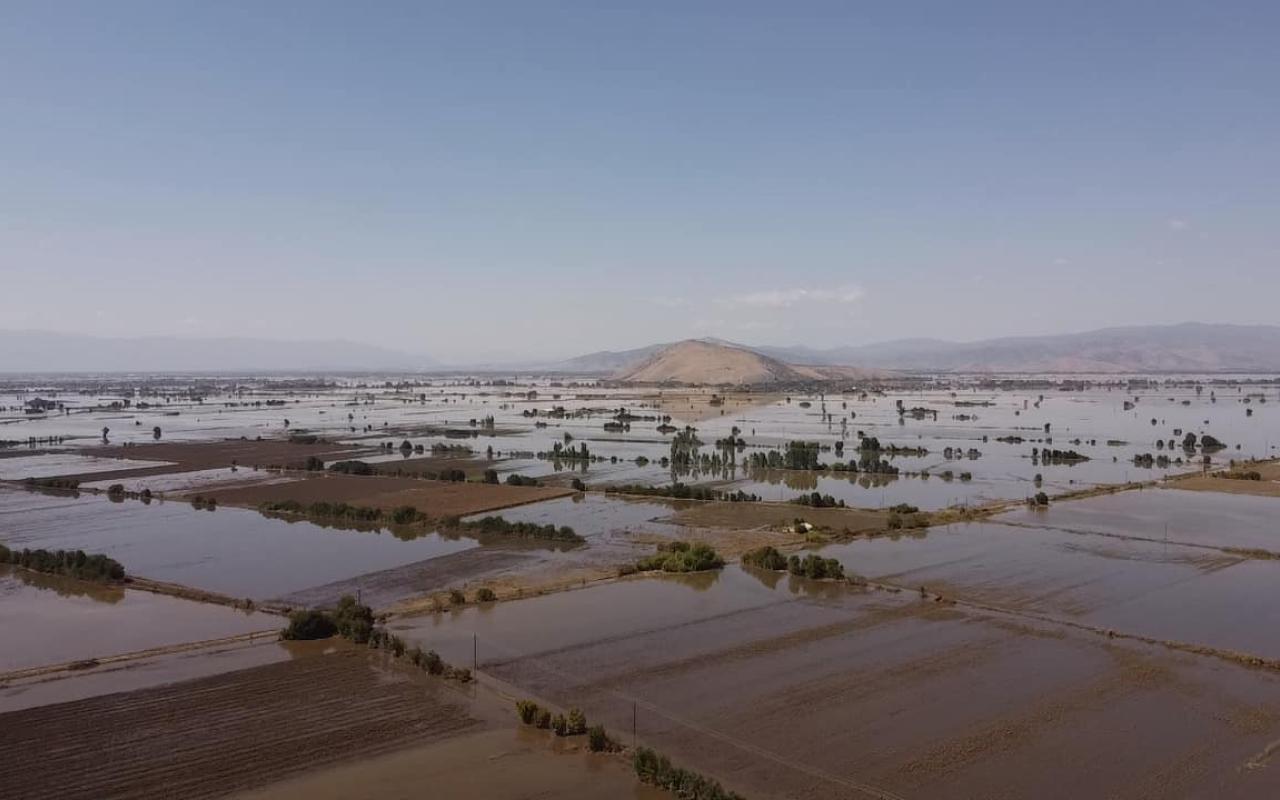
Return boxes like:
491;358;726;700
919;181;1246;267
2;1;1276;362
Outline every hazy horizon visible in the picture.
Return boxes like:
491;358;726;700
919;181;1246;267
4;2;1278;362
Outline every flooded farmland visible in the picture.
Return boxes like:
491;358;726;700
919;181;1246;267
4;373;1280;799
0;486;479;600
0;566;276;672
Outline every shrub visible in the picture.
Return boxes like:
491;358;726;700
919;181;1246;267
304;456;325;471
448;588;466;605
636;541;724;573
571;477;586;491
536;709;552;729
786;553;845;580
281;609;337;640
516;700;540;724
460;516;582;542
567;707;588;735
329;460;374;475
475;587;496;603
505;473;540;487
588;725;611;752
741;545;788;571
552;713;569;736
633;747;743;800
332;594;374;643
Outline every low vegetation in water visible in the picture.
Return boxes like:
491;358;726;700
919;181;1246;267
282;595;472;681
605;483;760;502
0;545;125;582
786;553;844;580
514;699;613;749
1219;469;1263;481
327;459;375;475
887;511;931;530
741;545;788;571
281;594;375;642
636;541;724;573
633;748;744;800
789;492;846;508
460;515;582;542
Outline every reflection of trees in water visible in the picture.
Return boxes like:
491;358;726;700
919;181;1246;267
738;564;850;600
2;564;125;605
659;569;721;593
265;511;464;543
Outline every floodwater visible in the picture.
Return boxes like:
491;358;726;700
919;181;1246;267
0;485;479;599
0;453;171;480
999;486;1280;553
6;375;1278;510
815;520;1280;660
0;566;277;673
392;562;1280;800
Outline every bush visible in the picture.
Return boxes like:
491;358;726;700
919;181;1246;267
786;553;845;580
329;460;374;475
588;724;611;752
741;545;788;571
633;747;742;800
571;477;586;492
567;707;588;735
460;516;582;542
448;588;466;605
332;594;374;643
636;541;724;573
552;713;568;736
536;709;552;729
505;473;540;487
304;456;325;471
475;587;496;603
516;700;540;724
281;609;337;640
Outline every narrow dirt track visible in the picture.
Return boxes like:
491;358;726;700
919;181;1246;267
0;648;481;800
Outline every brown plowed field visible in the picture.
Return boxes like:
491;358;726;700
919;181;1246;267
0;647;481;800
204;473;573;517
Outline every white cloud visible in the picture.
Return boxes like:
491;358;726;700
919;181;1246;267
715;285;866;309
1167;218;1189;231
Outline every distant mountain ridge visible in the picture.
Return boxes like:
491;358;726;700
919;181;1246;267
0;330;433;373
569;324;1280;375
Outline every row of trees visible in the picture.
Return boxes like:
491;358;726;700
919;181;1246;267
0;545;125;582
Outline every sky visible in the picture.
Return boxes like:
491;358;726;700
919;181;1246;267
1;1;1277;363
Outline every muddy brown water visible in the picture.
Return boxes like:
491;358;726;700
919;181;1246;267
0;566;276;673
393;566;1280;799
0;485;479;599
815;521;1280;660
999;486;1280;553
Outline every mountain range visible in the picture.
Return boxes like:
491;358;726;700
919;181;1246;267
0;330;432;373
3;322;1278;375
562;323;1280;376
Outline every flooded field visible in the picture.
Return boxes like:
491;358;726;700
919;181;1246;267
999;487;1280;553
0;566;276;673
392;566;1280;799
5;373;1280;799
0;486;479;600
6;375;1278;510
